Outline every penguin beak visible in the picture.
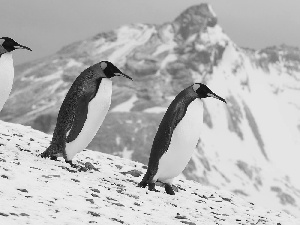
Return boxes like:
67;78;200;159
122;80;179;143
114;72;133;81
15;44;32;51
207;92;227;103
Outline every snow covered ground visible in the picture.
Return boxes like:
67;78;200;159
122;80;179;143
0;120;299;225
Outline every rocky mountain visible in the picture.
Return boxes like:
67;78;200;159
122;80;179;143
1;3;300;217
0;120;299;225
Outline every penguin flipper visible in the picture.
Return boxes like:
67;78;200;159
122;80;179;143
65;91;94;143
164;184;175;195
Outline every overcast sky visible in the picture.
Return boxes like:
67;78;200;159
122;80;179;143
1;0;300;65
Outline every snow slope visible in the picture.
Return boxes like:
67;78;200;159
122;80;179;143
0;120;299;225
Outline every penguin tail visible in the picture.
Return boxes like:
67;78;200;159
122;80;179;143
40;143;63;159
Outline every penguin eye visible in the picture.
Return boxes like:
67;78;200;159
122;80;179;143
100;62;107;70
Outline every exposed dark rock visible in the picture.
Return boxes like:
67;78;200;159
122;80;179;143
92;30;117;42
173;4;217;41
212;166;231;183
57;41;82;56
31;113;57;133
259;46;280;64
175;213;187;219
232;189;248;196
203;102;212;128
111;218;124;224
88;112;160;165
88;211;101;217
112;202;125;207
236;160;253;179
125;59;159;76
85;199;94;204
71;178;80;183
226;96;243;139
271;186;296;206
213;44;226;65
243;102;268;160
221;197;231;202
90;188;100;193
120;169;143;177
17;188;28;193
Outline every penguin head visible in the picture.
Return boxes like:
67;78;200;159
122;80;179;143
0;37;32;53
193;83;226;103
100;61;133;80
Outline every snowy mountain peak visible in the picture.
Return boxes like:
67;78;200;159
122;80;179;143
173;3;218;40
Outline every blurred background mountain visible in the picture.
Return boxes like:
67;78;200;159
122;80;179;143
1;1;300;217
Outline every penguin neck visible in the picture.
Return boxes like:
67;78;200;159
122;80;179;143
179;86;199;105
90;63;109;79
0;52;13;68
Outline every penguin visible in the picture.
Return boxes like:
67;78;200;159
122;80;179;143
0;37;32;111
139;83;226;195
40;61;133;170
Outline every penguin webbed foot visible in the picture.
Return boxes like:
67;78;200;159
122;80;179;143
138;172;159;192
40;144;61;159
40;150;49;158
50;156;58;161
164;183;175;195
138;180;147;188
138;180;158;191
40;152;57;160
148;182;159;192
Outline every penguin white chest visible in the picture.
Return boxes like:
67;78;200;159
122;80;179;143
65;78;112;160
154;99;203;183
0;53;14;111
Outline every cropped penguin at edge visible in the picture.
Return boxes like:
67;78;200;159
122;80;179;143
139;83;226;195
40;61;133;170
0;37;32;111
